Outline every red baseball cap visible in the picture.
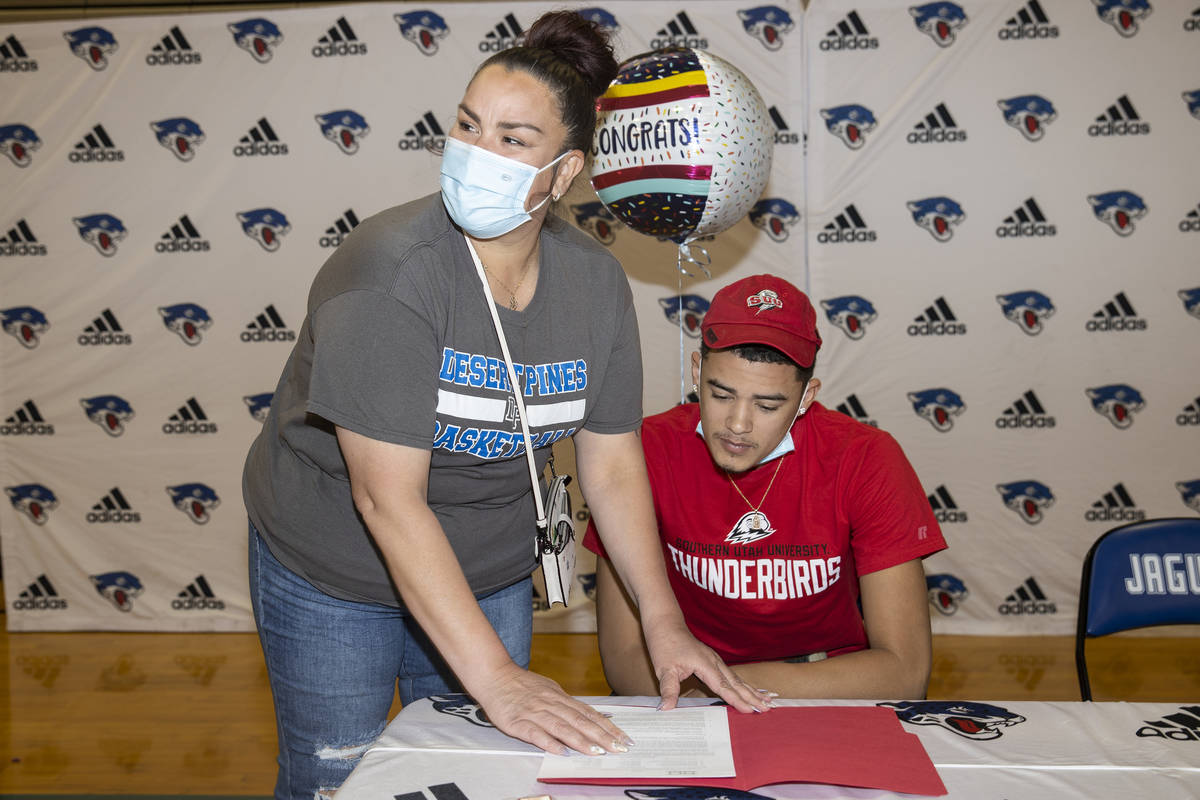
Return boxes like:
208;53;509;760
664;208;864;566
700;274;822;368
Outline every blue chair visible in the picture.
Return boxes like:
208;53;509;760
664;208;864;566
1076;517;1200;700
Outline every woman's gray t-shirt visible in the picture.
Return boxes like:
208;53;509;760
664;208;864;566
242;193;643;607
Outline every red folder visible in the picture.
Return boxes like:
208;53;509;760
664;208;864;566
540;705;947;796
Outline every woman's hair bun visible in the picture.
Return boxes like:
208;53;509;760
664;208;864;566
521;10;618;98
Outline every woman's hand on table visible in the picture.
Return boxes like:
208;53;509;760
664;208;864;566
644;618;774;713
474;662;633;756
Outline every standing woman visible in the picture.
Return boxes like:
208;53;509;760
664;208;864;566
242;10;769;799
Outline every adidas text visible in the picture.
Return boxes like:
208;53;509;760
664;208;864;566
12;597;66;610
172;597;226;610
995;414;1055;429
156;239;210;253
232;142;288;157
78;332;132;345
1179;218;1200;233
1088;121;1150;137
1138;725;1200;741
0;58;38;72
817;229;875;244
998;599;1056;614
68;149;124;163
86;509;141;523
478;37;519;52
907;321;966;336
998;23;1058;39
1085;507;1145;523
145;51;201;66
162;421;218;434
996;223;1056;237
0;242;47;256
907;128;966;144
934;510;968;523
1086;318;1147;332
1186;18;1200;32
650;35;709;50
312;41;366;57
241;329;295;343
820;35;878;51
398;135;444;151
0;421;54;435
774;131;800;146
1177;412;1200;426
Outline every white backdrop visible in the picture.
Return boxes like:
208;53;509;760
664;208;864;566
0;0;1196;634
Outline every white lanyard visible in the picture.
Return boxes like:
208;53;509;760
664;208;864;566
463;235;548;531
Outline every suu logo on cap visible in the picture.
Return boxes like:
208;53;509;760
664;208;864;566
746;289;784;314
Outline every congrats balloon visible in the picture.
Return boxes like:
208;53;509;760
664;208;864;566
591;48;774;245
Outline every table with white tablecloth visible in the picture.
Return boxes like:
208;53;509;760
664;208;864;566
336;695;1200;799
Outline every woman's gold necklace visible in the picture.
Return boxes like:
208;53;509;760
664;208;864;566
482;260;533;311
725;457;784;531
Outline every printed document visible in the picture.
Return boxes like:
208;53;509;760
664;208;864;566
536;704;734;780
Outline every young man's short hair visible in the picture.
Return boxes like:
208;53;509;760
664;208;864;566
700;341;814;384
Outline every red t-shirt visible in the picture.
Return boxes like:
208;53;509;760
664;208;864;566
584;402;946;665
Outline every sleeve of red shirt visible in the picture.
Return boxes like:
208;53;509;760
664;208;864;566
843;431;947;576
582;516;608;560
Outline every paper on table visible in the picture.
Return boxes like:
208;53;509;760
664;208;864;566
540;705;947;796
537;705;734;780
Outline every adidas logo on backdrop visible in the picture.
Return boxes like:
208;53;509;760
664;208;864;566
13;575;67;611
928;485;967;523
834;394;878;427
478;12;523;52
996;390;1055;429
769;106;801;146
233;117;288;157
1179;204;1200;233
173;575;225;610
0;219;47;256
908;103;966;143
320;209;360;247
146;25;201;65
242;305;295;342
998;0;1059;40
1178;396;1200;426
1187;7;1200;32
997;197;1056;238
87;486;141;523
1086;482;1145;523
1089;95;1150;137
156;215;210;253
398;111;445;151
1087;292;1147;332
821;10;878;50
651;11;708;49
1;33;39;71
313;17;366;57
998;577;1057;615
163;397;217;434
908;296;965;336
818;204;876;243
79;308;132;346
1;400;53;435
69;123;123;163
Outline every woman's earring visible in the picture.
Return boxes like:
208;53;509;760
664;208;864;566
691;384;699;394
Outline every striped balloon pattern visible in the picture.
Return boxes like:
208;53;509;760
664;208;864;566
590;48;774;244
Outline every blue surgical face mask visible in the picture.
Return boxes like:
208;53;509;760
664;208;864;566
440;137;568;239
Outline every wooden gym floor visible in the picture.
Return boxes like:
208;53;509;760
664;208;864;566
1;616;1198;797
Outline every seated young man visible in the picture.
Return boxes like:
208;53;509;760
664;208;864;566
584;274;946;699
